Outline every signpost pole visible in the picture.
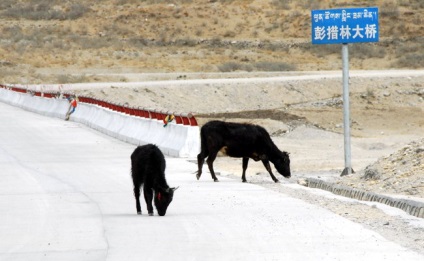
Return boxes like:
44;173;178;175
341;43;352;176
311;7;378;176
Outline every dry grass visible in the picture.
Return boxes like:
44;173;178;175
0;0;423;84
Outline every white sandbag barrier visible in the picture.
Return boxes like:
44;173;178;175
0;85;200;158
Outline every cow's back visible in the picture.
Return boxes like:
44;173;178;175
201;121;276;157
131;144;166;184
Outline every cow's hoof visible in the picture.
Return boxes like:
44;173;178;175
148;213;154;216
213;179;219;182
137;211;142;215
274;179;280;183
242;180;247;183
196;174;201;180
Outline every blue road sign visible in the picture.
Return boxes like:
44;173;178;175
312;7;379;44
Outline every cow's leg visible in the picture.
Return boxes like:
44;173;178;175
242;157;249;182
262;159;279;183
133;186;142;215
143;186;154;216
196;153;205;180
206;151;219;182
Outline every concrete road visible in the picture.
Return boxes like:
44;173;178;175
0;101;422;261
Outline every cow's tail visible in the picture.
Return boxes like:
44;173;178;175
195;127;209;177
199;126;209;157
130;147;141;188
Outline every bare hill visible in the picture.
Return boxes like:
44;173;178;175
1;0;424;84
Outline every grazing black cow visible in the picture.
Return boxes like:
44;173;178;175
131;144;178;216
196;120;291;183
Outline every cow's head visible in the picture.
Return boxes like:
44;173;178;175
274;151;291;178
154;187;178;216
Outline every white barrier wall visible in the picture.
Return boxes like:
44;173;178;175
0;88;200;158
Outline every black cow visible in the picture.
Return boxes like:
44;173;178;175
196;120;291;183
131;144;178;216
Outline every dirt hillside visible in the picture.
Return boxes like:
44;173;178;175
1;0;424;84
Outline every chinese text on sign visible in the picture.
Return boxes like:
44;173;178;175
311;7;379;44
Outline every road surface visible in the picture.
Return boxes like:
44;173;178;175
0;101;422;260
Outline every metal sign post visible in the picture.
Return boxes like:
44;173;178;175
311;7;379;176
341;43;352;175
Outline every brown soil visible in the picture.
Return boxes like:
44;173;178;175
1;1;424;84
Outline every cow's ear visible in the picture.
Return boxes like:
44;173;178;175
166;187;179;193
